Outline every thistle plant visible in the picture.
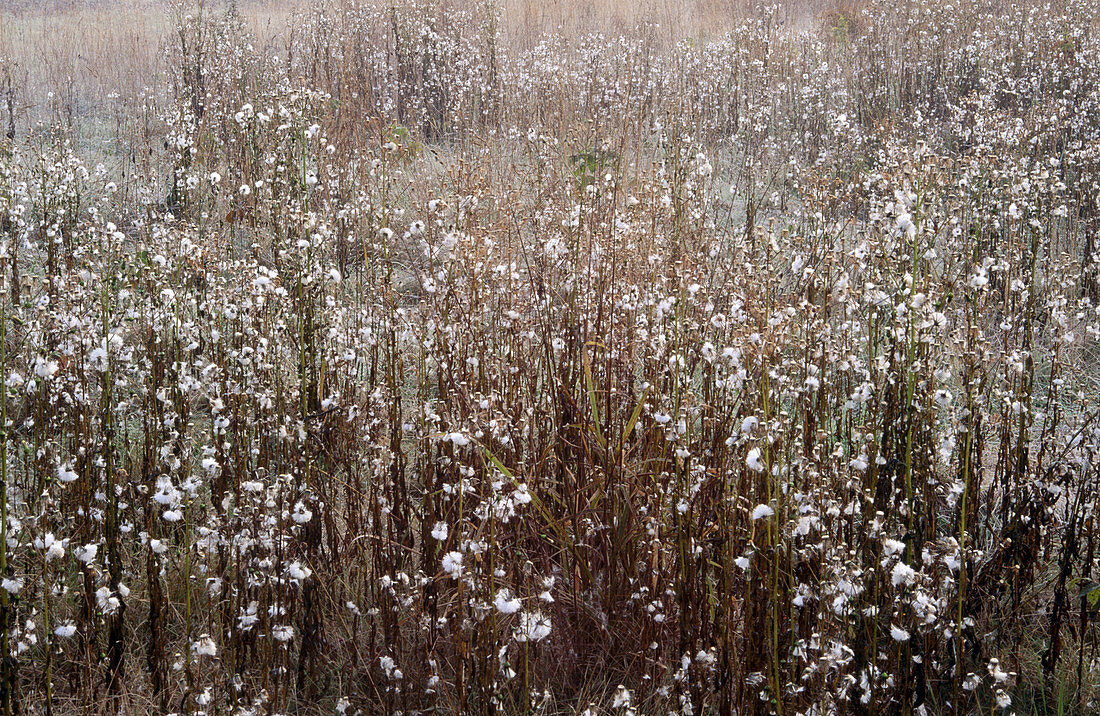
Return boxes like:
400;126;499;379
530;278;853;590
0;0;1095;714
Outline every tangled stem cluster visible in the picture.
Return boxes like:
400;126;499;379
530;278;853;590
0;0;1099;713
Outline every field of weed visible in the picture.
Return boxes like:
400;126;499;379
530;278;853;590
1;0;1099;713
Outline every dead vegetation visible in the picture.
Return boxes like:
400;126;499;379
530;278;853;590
0;0;1098;714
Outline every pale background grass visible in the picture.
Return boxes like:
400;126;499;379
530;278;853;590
0;0;830;130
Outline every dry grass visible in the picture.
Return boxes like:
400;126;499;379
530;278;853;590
0;0;302;131
0;0;1098;714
